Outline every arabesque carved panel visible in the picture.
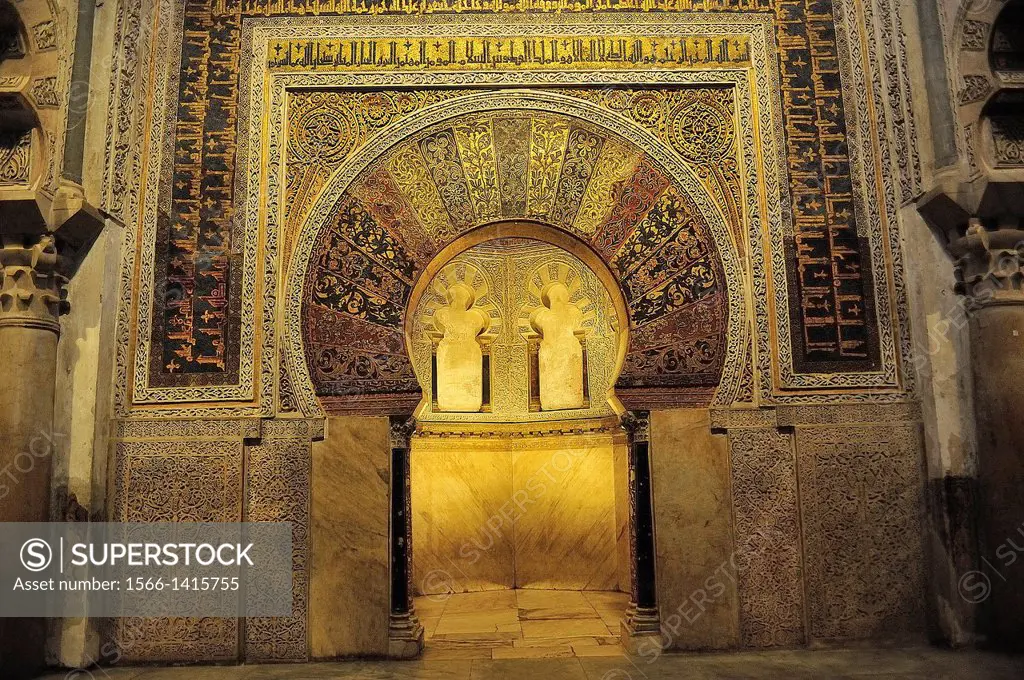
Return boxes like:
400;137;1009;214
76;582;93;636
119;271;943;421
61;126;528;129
727;427;805;647
796;423;926;641
245;438;311;661
111;440;243;662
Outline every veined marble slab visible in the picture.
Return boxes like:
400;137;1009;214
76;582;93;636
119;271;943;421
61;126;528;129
651;408;740;651
310;416;391;658
412;437;516;594
411;432;624;592
512;435;619;590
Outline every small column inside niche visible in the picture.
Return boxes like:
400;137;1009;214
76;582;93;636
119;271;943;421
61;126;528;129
480;336;493;412
388;416;424;659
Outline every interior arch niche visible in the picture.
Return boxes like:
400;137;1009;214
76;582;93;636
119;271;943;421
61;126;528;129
291;99;735;417
406;226;629;423
404;229;636;630
288;93;741;656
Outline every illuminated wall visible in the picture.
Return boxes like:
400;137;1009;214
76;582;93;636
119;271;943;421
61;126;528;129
411;429;629;595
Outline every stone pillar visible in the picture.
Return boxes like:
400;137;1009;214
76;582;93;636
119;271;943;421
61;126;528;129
387;416;424;659
620;410;660;652
0;233;68;677
949;220;1024;650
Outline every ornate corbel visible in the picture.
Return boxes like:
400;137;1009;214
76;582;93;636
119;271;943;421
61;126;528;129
949;218;1024;305
0;233;69;333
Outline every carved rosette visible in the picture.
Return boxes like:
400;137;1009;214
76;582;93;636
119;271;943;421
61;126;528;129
0;234;69;333
950;222;1024;305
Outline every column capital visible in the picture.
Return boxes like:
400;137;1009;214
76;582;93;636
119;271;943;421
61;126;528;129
388;415;416;449
950;220;1024;306
0;233;69;332
620;410;650;443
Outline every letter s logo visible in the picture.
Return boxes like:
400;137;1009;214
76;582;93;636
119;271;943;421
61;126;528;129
21;539;53;572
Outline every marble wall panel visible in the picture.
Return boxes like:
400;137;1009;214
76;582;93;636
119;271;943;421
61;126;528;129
411;437;515;594
651;408;739;650
614;439;630;593
411;432;622;594
310;417;390;658
512;435;619;591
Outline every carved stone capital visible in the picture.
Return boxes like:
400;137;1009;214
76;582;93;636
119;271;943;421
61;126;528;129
0;233;68;332
949;220;1024;306
388;415;416;449
620;410;650;443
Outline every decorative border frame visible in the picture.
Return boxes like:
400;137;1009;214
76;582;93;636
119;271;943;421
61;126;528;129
111;8;916;418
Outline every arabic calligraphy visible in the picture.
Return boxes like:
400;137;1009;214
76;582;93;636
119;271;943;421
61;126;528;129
267;36;752;70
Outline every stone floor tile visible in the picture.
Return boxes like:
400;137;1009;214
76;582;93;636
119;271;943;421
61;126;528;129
572;644;627;658
470;658;588;680
420;647;492;662
34;648;1024;680
491;645;576;659
521;618;611;638
581;592;630;611
434;609;520;636
443;591;517;615
516;590;597;621
578;655;708;680
415;596;452;620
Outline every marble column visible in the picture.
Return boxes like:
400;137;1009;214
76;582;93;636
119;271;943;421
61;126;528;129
387;416;424;658
949;220;1024;650
620;410;661;651
0;233;68;676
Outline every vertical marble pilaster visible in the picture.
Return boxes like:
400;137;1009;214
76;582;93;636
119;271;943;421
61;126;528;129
310;417;390;658
620;410;660;651
650;409;738;650
388;416;424;659
614;439;631;592
0;234;68;678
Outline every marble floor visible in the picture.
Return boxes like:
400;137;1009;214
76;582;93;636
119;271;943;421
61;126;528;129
38;647;1024;679
415;589;629;659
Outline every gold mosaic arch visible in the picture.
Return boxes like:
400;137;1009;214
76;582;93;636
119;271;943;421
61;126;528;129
284;90;747;417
